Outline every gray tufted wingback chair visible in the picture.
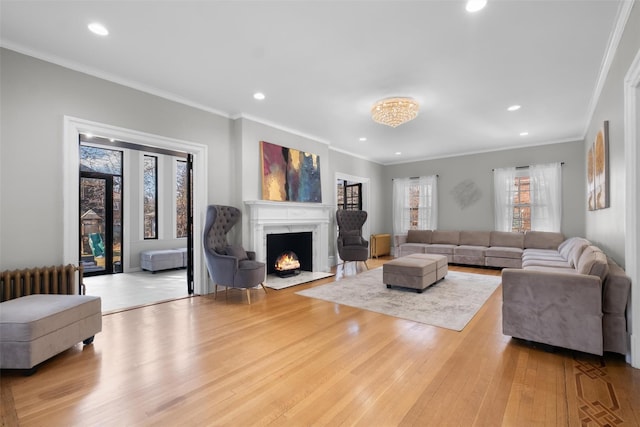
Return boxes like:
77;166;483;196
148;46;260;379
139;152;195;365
203;205;267;303
336;209;369;270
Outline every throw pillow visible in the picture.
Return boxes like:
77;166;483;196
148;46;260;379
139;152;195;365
225;245;249;260
344;235;363;246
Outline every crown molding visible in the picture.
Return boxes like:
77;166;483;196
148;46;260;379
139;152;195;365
0;41;231;119
582;0;635;136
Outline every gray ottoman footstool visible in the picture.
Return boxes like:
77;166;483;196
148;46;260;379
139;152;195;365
0;294;102;373
383;253;448;293
141;249;185;272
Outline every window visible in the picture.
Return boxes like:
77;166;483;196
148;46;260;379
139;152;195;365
336;180;362;210
511;175;531;232
494;163;562;232
176;159;188;238
392;176;438;236
143;155;158;239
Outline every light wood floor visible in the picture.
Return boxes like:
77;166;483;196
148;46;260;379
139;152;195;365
2;258;639;426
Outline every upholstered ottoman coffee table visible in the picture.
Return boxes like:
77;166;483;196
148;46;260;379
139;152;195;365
383;253;448;293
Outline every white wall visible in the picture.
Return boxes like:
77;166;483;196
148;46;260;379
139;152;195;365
382;140;586;238
584;3;640;266
583;2;639;367
235;117;333;249
0;48;232;270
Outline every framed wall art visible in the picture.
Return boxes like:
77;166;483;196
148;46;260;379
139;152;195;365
587;144;595;211
587;121;610;210
260;141;322;203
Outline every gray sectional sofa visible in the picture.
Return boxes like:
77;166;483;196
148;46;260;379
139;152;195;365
394;230;631;356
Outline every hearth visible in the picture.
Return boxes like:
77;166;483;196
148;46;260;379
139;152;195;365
274;251;301;277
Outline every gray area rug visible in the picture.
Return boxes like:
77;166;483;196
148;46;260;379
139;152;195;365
296;268;501;331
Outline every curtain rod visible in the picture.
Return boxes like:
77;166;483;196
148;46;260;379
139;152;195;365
392;175;439;180
492;162;564;171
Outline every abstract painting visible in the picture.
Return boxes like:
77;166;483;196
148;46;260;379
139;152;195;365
589;121;609;210
260;141;322;203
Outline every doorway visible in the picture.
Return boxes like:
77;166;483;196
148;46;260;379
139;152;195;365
64;116;208;296
79;143;124;276
334;172;370;268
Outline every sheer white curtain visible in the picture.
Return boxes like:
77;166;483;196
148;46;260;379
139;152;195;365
493;167;517;231
529;162;562;232
392;175;438;237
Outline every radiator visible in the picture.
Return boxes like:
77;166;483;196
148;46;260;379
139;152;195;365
370;234;391;258
0;264;83;302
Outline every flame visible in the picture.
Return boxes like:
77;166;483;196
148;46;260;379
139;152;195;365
275;253;300;271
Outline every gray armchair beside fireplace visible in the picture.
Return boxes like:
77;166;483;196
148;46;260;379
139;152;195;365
203;205;267;304
336;209;369;269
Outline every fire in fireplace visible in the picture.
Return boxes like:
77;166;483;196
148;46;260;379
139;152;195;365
266;231;312;275
274;251;301;277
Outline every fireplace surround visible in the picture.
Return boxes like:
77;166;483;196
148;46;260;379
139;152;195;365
245;200;332;273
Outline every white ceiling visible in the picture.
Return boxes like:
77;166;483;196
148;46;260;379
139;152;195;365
0;1;627;164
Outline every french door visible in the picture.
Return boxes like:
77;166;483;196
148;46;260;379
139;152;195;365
79;172;123;276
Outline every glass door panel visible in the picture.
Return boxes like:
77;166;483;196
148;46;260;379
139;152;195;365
113;176;123;273
80;177;107;274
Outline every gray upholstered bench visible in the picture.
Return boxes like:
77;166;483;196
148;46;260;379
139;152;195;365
141;248;186;272
0;294;102;373
383;253;448;293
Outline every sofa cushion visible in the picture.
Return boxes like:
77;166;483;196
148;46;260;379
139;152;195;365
576;246;609;281
522;265;577;273
522;248;563;258
485;246;523;259
522;258;572;269
524;231;565;250
407;230;432;244
490;231;524;249
454;245;487;257
558;236;587;256
558;237;590;267
425;244;457;255
432;230;460;245
398;243;427;256
486;256;522;269
459;231;491;247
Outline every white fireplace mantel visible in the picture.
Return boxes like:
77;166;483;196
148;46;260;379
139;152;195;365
245;200;333;272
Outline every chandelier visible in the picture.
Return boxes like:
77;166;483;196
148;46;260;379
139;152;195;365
371;97;419;127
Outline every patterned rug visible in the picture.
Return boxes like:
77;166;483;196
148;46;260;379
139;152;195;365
296;268;501;331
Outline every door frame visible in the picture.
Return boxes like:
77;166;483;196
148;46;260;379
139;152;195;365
624;49;640;368
63;116;209;294
334;172;370;265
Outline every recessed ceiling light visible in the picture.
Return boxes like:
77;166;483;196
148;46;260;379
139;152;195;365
466;0;487;13
520;132;529;136
88;22;109;36
253;92;265;100
359;137;367;142
395;152;402;156
507;105;521;111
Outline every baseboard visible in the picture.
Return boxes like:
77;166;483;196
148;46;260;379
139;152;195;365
630;333;640;369
328;256;336;268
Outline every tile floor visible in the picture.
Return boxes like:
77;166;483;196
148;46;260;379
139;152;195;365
83;269;190;313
